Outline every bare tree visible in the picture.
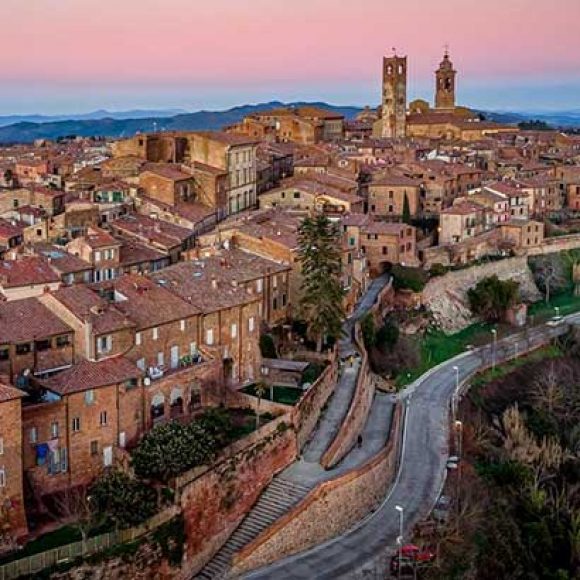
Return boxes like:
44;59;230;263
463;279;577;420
51;485;106;553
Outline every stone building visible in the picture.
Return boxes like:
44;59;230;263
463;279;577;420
435;50;457;110
0;382;27;550
374;54;407;139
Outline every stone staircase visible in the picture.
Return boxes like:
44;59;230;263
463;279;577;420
195;477;311;579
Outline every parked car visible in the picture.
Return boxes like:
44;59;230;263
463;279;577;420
402;544;436;563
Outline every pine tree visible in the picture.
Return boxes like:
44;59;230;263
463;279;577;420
402;192;411;224
298;215;345;352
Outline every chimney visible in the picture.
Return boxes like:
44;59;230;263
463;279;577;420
231;278;238;287
85;320;95;360
211;277;218;289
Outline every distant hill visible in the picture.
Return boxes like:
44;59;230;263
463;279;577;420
0;101;579;144
0;109;188;128
0;102;363;144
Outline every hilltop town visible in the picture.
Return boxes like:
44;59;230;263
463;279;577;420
0;51;580;579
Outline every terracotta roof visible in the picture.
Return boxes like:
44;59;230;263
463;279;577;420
111;214;192;249
119;240;167;267
194;131;259;147
83;227;120;249
0;219;24;240
141;163;193;181
441;201;485;215
149;257;264;313
50;285;135;335
40;357;142;395
0;256;60;288
104;274;200;328
0;382;26;403
0;298;73;344
34;244;93;275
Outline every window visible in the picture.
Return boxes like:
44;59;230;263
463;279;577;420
0;348;8;361
0;438;3;455
180;320;186;332
206;329;214;346
282;294;287;307
72;417;81;432
99;411;108;426
90;441;98;456
248;317;255;332
56;335;70;348
273;297;278;310
135;332;142;346
293;191;300;199
231;323;238;339
97;336;112;354
272;275;277;289
16;343;31;356
29;427;38;443
256;279;263;293
0;468;5;488
152;327;159;341
50;421;59;438
85;389;95;405
94;251;101;263
35;339;51;352
157;352;164;367
137;358;145;371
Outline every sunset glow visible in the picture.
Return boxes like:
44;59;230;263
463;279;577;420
1;0;579;113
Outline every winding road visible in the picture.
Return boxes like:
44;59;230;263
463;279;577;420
243;315;580;579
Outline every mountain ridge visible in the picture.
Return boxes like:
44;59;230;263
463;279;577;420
0;101;578;144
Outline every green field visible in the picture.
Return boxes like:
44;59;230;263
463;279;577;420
395;291;580;388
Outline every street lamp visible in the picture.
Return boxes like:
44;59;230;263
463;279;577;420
452;365;459;420
491;329;497;371
395;505;404;579
454;420;463;458
555;306;561;318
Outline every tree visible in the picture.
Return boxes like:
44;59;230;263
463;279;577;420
51;485;106;553
298;215;345;352
132;420;218;482
467;275;520;322
89;469;158;530
402;192;411;224
361;313;376;350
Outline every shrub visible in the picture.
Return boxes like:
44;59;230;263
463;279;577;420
132;420;218;482
467;275;520;322
429;262;447;277
89;469;158;529
391;265;428;292
375;321;399;349
360;313;376;349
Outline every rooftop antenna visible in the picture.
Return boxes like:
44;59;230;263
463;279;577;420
443;43;450;57
391;47;397;56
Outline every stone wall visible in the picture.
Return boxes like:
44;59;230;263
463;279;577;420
292;350;338;452
177;414;297;578
231;403;403;575
320;329;374;469
422;256;541;332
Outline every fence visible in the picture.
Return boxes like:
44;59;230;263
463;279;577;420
0;506;179;580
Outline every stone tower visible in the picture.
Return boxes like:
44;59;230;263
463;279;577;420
381;54;407;139
435;50;457;109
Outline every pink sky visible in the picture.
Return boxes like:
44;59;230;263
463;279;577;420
1;0;579;113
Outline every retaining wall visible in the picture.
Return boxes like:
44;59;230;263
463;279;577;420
231;403;404;575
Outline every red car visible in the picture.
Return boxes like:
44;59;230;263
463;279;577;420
401;544;436;563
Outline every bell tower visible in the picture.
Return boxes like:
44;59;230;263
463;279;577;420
435;49;456;110
381;53;407;139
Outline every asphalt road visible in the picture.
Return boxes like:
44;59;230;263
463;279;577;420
243;318;574;580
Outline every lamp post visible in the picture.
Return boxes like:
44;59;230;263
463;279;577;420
452;365;459;420
555;306;561;319
395;504;404;579
491;329;497;371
